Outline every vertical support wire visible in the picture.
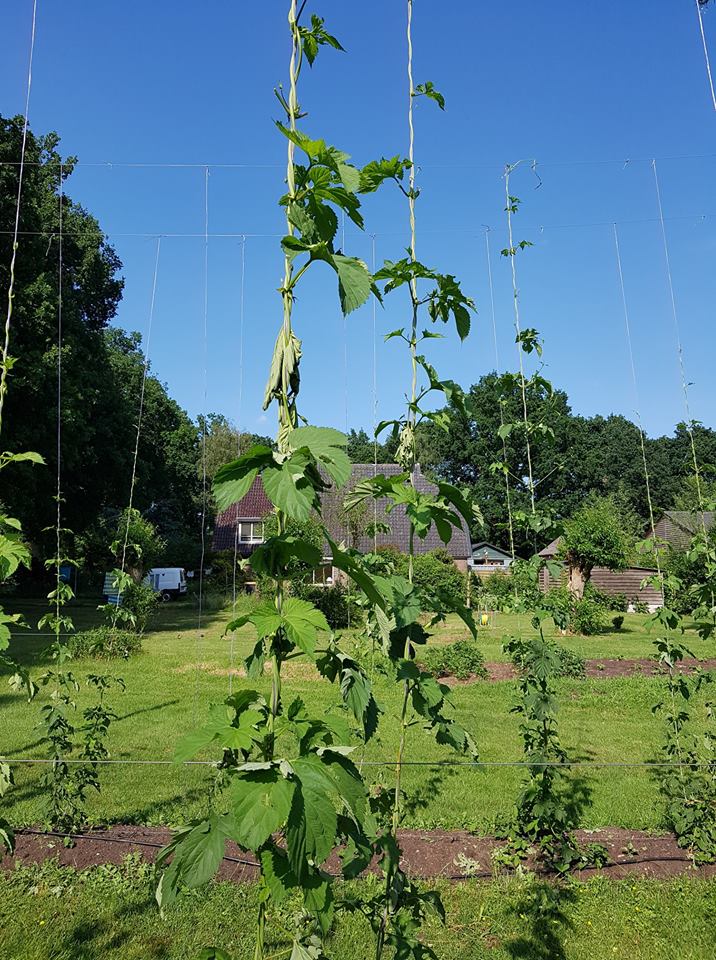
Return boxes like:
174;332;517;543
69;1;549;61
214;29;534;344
229;234;247;696
695;0;716;111
118;237;162;582
484;227;517;568
371;233;378;553
612;223;662;582
651;159;706;529
0;0;38;434
503;164;536;520
194;166;210;721
55;163;64;632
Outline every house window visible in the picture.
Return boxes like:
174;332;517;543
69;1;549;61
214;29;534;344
238;521;264;544
312;562;334;586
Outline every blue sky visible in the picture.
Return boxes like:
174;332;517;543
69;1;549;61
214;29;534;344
2;0;716;440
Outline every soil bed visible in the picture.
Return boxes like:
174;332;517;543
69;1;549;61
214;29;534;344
443;658;716;684
5;825;715;883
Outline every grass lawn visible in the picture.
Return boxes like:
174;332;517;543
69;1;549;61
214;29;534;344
1;857;715;960
1;596;714;834
2;597;716;959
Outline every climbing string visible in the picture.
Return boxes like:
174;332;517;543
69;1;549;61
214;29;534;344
0;0;38;434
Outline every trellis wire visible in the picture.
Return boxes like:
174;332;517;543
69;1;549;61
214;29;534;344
695;0;716;110
55;164;64;625
651;158;706;529
229;234;247;696
2;211;715;239
503;162;537;520
0;0;38;435
8;756;716;769
117;236;162;584
194;166;210;720
4;151;716;169
612;222;662;579
371;233;378;552
484;227;517;567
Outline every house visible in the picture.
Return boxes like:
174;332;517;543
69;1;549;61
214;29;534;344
212;463;472;576
537;537;663;612
649;511;715;551
468;541;512;575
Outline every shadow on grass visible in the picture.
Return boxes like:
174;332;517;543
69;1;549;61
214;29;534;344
117;782;213;826
3;699;181;759
57;894;170;959
505;880;576;960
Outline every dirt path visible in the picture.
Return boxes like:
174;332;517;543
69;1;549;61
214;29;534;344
5;825;715;882
443;658;716;683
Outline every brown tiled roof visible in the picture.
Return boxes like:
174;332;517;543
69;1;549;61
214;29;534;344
651;511;715;551
538;537;562;558
212;487;272;552
212;463;471;560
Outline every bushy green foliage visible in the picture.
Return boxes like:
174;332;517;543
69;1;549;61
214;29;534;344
570;596;608;636
295;583;352;629
68;627;142;660
483;559;541;610
508;635;585;679
122;582;159;634
545;586;608;636
384;547;467;608
421;639;487;680
560;495;635;596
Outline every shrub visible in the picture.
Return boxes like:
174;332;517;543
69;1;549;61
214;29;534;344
570;596;608;636
122;581;160;634
295;583;353;630
377;547;467;608
612;615;625;631
583;584;612;610
68;626;142;660
610;592;629;613
483;559;541;611
508;637;585;679
421;640;488;680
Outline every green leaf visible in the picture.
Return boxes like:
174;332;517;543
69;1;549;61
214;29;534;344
302;867;334;934
281;597;330;652
414;81;445;110
198;949;233;960
259;845;298;903
288;425;351;487
213;446;274;511
359;156;409;193
287;757;339;877
332;254;372;315
230;769;295;850
156;814;233;910
262;451;318;520
318;750;367;821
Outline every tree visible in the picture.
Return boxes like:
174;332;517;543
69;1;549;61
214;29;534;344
413;372;716;554
0;117;203;573
197;413;273;484
559;495;634;598
0;116;123;542
346;427;398;464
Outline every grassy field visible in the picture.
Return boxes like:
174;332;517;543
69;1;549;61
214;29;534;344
1;596;714;833
2;596;716;959
1;856;715;960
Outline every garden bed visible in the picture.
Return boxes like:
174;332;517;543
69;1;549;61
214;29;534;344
444;657;716;683
7;825;716;882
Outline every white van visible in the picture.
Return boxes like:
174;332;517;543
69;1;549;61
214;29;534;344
144;567;187;601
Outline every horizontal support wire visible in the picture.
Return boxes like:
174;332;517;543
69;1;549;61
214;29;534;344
1;152;716;168
4;757;714;768
1;213;714;240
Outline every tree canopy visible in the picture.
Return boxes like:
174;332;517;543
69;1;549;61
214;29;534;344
0;116;201;574
414;372;716;554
